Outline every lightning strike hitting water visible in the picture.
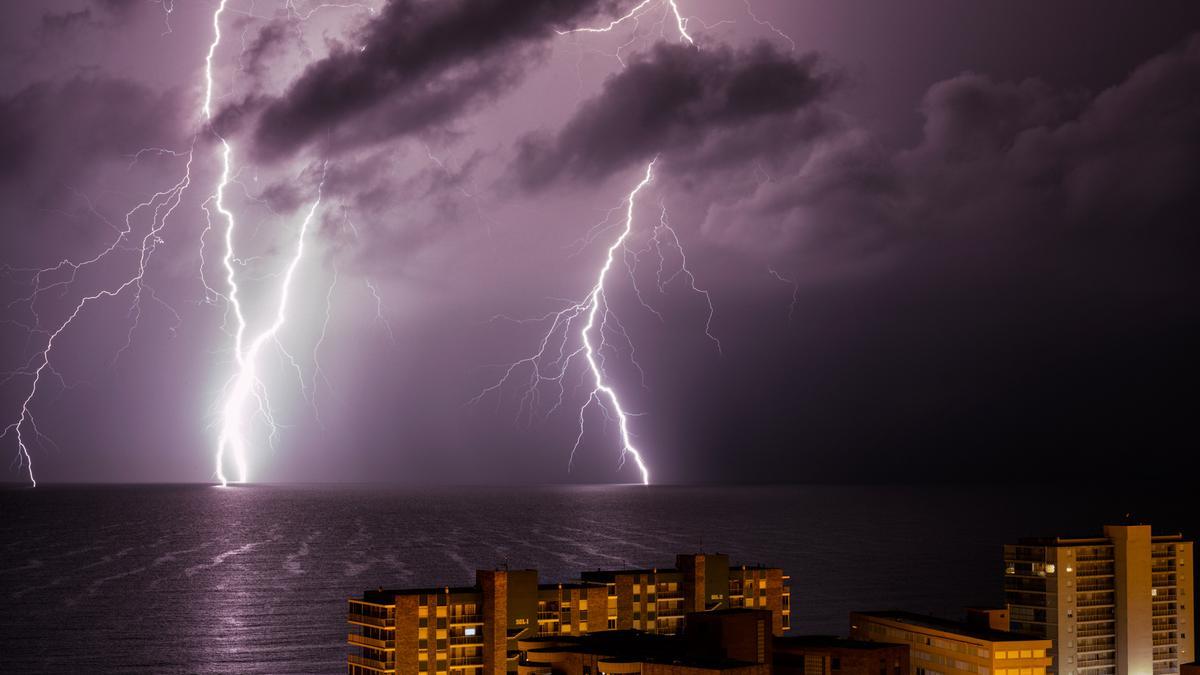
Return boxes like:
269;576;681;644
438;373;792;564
204;1;336;487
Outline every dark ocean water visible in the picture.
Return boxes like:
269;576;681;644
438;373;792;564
0;484;1193;673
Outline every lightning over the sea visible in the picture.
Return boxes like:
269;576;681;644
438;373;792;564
474;158;719;485
204;1;331;487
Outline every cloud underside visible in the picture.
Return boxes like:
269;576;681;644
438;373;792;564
247;0;618;162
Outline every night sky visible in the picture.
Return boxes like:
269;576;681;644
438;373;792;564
2;0;1198;485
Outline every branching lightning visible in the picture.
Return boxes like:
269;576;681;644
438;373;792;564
474;158;719;485
205;1;334;487
558;0;694;45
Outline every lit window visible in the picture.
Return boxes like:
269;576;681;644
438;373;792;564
1046;564;1056;574
464;628;475;636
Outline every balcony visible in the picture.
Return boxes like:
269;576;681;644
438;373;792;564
348;634;395;650
449;614;483;625
349;613;396;629
450;634;484;646
1077;660;1116;669
348;654;396;672
449;655;484;669
537;611;559;621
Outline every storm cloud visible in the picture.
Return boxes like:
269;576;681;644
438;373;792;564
702;33;1200;256
248;0;618;161
514;41;838;188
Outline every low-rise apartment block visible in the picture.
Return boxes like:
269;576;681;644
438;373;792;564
348;553;790;674
850;610;1053;675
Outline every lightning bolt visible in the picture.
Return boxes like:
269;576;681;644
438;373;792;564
558;0;694;45
573;161;658;484
204;0;332;487
474;157;718;485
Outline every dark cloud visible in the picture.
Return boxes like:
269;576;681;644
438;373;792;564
247;0;617;161
0;76;182;199
38;9;96;38
703;33;1200;256
514;41;838;189
39;0;140;38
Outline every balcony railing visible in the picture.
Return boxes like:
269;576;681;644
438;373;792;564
449;614;483;625
450;634;484;646
348;634;394;649
349;613;396;628
449;656;484;668
348;654;396;672
537;612;559;621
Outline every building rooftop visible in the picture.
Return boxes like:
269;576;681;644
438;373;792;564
776;635;907;651
521;631;760;669
853;611;1046;643
361;586;481;603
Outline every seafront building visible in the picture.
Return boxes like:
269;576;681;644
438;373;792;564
850;610;1054;675
1003;524;1194;675
347;553;791;674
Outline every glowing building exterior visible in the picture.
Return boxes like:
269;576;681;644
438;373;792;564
1003;525;1194;675
347;553;790;674
850;611;1054;675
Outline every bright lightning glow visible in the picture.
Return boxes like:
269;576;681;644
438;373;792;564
214;180;325;486
204;0;331;486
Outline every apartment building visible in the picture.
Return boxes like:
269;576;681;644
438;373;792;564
580;553;791;637
850;610;1053;675
348;553;790;674
1003;524;1194;675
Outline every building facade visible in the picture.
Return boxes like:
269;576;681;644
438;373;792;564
1003;524;1194;675
850;611;1053;675
348;553;790;674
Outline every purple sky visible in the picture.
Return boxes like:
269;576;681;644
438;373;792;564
2;0;1199;485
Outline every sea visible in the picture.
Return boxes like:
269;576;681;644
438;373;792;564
0;484;1193;673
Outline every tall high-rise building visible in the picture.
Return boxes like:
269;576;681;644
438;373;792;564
347;553;790;674
1003;524;1194;675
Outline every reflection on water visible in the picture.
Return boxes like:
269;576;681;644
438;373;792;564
0;484;1191;673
